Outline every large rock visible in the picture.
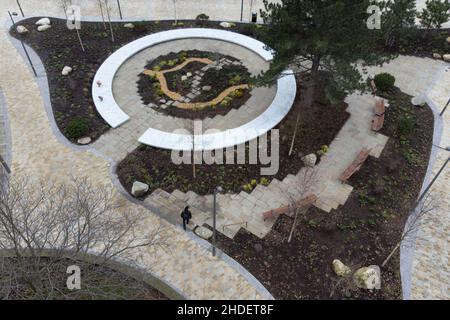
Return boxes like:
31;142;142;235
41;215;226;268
447;37;450;44
353;265;381;290
202;85;212;91
36;18;51;26
37;24;51;32
16;25;28;34
194;226;213;240
443;54;450;62
433;53;442;60
61;66;73;76
301;153;317;167
332;259;351;277
220;22;232;28
131;181;149;197
123;23;135;29
77;137;91;145
411;95;426;106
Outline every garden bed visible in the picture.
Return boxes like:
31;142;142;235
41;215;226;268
117;77;349;196
137;50;252;119
215;87;433;300
10;18;263;143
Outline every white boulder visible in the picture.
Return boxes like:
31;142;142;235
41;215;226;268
353;265;381;290
443;54;450;62
61;66;73;76
186;72;192;77
202;85;212;91
35;18;51;26
220;22;232;28
16;25;28;34
446;37;450;44
194;226;213;240
123;23;135;28
411;95;426;106
433;53;442;59
131;181;149;197
332;259;351;277
301;153;317;167
37;24;51;32
181;75;188;81
77;137;91;145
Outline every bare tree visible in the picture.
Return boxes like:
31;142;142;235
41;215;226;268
381;193;435;268
103;0;115;42
274;167;317;243
0;176;166;299
97;0;107;30
173;0;178;24
58;0;72;18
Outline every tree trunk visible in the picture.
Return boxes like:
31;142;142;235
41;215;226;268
104;0;115;42
75;28;85;52
287;208;299;243
98;0;107;30
381;242;401;268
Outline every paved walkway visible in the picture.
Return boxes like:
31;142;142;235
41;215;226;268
141;92;388;240
2;0;449;300
0;2;274;300
95;38;275;161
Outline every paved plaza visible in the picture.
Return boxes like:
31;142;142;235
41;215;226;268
0;0;449;300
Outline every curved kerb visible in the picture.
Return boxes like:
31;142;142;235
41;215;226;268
92;28;275;128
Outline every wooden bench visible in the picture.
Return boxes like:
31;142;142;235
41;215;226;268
339;148;372;182
263;194;318;220
372;99;385;132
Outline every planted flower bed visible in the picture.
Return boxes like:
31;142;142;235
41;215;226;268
137;50;252;119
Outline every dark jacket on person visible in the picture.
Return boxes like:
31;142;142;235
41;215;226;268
181;207;192;220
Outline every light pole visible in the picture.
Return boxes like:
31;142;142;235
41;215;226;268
240;0;244;22
16;0;24;17
440;97;449;116
417;146;450;204
117;0;123;20
212;186;223;256
8;11;18;24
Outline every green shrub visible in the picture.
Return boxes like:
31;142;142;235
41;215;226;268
66;117;89;140
398;115;416;136
374;73;396;92
196;13;210;21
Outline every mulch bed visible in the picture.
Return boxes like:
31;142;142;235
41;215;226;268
137;50;252;119
10;18;264;143
117;78;349;196
215;87;434;300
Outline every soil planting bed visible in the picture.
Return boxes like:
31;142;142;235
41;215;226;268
117;77;349;196
137;50;252;119
10;18;264;143
215;87;433;300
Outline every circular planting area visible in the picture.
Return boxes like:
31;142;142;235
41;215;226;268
137;50;252;119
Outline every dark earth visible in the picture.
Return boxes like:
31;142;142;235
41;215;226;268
137;50;252;119
117;77;349;196
10;18;264;143
214;87;433;300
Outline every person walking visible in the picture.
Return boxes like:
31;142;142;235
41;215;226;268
181;206;192;231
